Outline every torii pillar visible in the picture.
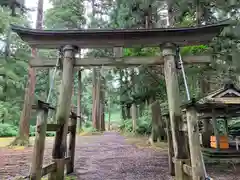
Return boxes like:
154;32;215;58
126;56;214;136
162;43;190;180
51;45;78;180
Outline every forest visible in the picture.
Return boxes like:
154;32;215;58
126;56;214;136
0;0;239;145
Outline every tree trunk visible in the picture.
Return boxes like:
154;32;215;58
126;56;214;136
121;105;127;120
131;103;137;133
100;74;105;131
92;68;98;129
11;0;43;146
2;23;12;124
200;76;210;96
96;70;101;131
197;0;211;98
196;0;201;26
126;105;131;119
118;59;125;121
138;103;145;117
77;70;82;133
166;0;175;27
92;69;101;131
108;96;111;131
90;0;100;130
149;100;166;143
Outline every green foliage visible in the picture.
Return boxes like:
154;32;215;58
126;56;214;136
2;0;240;143
228;120;240;136
119;110;151;135
64;176;77;180
124;47;160;57
83;120;92;128
45;0;86;29
0;101;21;125
181;45;210;55
0;123;18;137
136;111;152;135
0;7;30;128
0;124;55;137
29;126;55;137
119;119;132;132
82;126;98;134
81;121;98;134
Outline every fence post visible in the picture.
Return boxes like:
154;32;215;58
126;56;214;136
164;114;175;176
30;100;50;180
186;103;205;180
66;112;77;174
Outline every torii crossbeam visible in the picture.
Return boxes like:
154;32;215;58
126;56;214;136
11;22;227;48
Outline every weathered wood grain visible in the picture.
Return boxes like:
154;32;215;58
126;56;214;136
30;101;49;180
11;23;228;48
186;107;205;180
30;55;211;68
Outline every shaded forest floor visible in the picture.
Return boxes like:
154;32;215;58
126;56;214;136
0;132;240;180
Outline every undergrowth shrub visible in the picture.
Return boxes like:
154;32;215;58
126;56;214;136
0;123;18;137
0;124;55;137
119;110;152;135
29;125;55;137
84;120;92;128
136;110;151;135
82;121;97;133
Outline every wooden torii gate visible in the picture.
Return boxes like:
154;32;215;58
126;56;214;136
11;22;228;180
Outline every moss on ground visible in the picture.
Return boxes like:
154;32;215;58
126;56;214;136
79;131;103;136
124;134;168;151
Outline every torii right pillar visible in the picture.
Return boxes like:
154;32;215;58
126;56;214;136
162;43;190;180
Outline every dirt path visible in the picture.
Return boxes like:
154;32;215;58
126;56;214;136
0;132;239;180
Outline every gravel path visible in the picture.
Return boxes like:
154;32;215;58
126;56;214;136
0;132;240;180
74;132;171;180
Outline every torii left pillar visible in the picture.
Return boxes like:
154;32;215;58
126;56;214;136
50;45;77;180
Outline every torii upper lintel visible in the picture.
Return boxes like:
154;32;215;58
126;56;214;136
11;21;229;49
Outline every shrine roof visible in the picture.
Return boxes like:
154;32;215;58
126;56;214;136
197;82;240;105
11;21;229;49
182;83;240;114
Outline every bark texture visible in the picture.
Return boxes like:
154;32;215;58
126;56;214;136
77;70;82;133
149;100;166;143
11;0;43;146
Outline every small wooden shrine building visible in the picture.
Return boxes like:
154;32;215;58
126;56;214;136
194;83;240;159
